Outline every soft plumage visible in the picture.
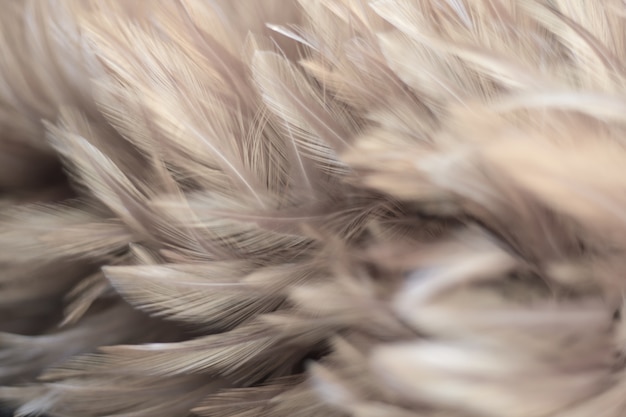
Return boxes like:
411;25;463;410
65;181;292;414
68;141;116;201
2;1;626;416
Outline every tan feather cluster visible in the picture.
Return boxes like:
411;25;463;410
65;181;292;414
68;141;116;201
2;0;626;416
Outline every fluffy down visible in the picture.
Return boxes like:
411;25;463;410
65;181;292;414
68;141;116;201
1;1;626;417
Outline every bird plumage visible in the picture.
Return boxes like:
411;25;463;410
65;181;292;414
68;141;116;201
2;1;626;416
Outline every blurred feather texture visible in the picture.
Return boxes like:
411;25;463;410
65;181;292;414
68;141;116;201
1;0;626;416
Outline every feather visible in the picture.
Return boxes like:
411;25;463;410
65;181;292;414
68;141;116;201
103;262;317;330
5;1;626;417
0;302;171;384
0;375;220;417
0;203;130;264
252;50;357;176
191;376;305;417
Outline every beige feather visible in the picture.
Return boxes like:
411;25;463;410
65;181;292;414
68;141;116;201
5;1;626;417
